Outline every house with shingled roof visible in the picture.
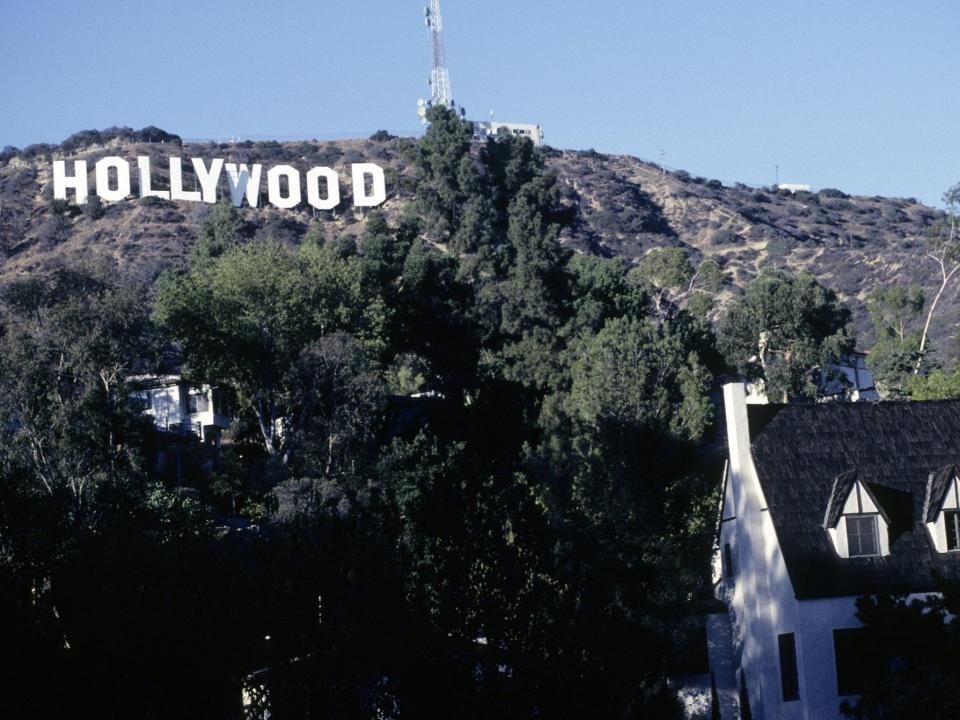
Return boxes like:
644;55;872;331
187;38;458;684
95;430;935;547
708;383;960;719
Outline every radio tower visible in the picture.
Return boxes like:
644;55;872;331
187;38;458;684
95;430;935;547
418;1;460;123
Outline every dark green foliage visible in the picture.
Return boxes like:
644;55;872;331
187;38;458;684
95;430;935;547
907;369;960;400
57;126;182;154
820;187;849;199
195;201;247;260
841;592;960;720
154;236;389;461
717;270;856;400
865;285;925;397
81;195;104;220
0;108;725;719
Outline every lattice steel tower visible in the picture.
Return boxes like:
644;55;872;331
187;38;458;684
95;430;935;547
418;1;459;122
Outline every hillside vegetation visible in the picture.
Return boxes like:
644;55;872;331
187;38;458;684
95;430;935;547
0;127;950;357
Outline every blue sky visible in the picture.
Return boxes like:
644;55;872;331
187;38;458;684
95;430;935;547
1;1;957;205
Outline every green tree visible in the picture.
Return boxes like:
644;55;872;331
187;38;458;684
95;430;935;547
907;368;960;400
842;591;960;720
531;314;714;718
407;106;489;251
0;266;154;518
865;285;925;397
717;270;855;400
153;239;388;462
915;183;960;371
632;247;723;320
195;201;246;261
565;317;712;443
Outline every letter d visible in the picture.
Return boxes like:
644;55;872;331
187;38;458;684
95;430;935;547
351;164;387;207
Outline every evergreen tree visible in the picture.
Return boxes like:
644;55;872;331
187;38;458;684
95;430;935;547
717;270;855;400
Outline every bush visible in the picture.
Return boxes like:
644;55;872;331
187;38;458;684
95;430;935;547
819;188;849;199
711;229;742;246
824;198;857;213
60;126;182;153
81;196;104;220
369;130;395;141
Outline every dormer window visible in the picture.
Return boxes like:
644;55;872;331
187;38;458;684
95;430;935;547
845;515;879;557
924;467;960;553
824;471;892;558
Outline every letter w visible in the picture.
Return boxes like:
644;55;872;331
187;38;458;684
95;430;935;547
225;164;263;208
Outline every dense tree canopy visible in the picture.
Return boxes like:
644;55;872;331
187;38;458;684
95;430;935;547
2;109;723;718
842;591;960;720
717;269;855;400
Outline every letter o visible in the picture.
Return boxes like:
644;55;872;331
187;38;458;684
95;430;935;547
267;165;302;209
95;157;131;202
306;167;341;211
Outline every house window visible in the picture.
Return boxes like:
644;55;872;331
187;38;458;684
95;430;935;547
723;543;734;578
212;388;229;416
946;511;960;551
833;628;869;695
188;393;210;414
778;633;800;701
845;515;879;557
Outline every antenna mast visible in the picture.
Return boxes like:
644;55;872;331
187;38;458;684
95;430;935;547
418;1;458;122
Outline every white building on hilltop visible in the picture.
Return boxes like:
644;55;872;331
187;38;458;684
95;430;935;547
473;120;544;147
709;384;960;719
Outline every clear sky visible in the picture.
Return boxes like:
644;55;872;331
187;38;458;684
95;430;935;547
1;1;957;205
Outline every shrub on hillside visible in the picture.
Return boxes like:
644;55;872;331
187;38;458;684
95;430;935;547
711;229;742;246
819;188;849;199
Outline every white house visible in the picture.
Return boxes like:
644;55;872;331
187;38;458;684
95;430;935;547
710;383;960;719
130;375;231;444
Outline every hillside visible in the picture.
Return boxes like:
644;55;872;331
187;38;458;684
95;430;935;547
0;130;950;358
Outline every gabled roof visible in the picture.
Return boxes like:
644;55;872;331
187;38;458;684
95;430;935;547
925;464;958;523
823;469;892;529
824;470;855;528
747;400;960;600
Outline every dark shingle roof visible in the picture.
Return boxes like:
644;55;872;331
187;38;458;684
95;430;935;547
749;400;960;600
925;464;957;523
823;470;858;529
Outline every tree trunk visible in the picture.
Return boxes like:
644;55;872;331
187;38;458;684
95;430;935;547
916;260;960;374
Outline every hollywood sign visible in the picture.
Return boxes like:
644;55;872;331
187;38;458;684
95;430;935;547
52;156;387;209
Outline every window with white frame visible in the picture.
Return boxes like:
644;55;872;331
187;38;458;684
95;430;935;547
845;514;879;557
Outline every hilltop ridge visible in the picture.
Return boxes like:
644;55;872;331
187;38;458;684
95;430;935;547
0;130;949;356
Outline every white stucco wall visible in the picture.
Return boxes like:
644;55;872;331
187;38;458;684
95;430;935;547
144;384;186;431
796;597;861;719
139;380;230;440
714;383;864;720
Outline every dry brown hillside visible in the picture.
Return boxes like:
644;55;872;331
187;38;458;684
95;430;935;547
0;132;951;359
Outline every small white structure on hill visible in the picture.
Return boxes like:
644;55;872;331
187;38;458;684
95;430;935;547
130;375;231;444
473;121;544;147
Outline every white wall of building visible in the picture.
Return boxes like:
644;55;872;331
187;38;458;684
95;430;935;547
137;378;231;441
474;121;544;146
714;383;865;720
